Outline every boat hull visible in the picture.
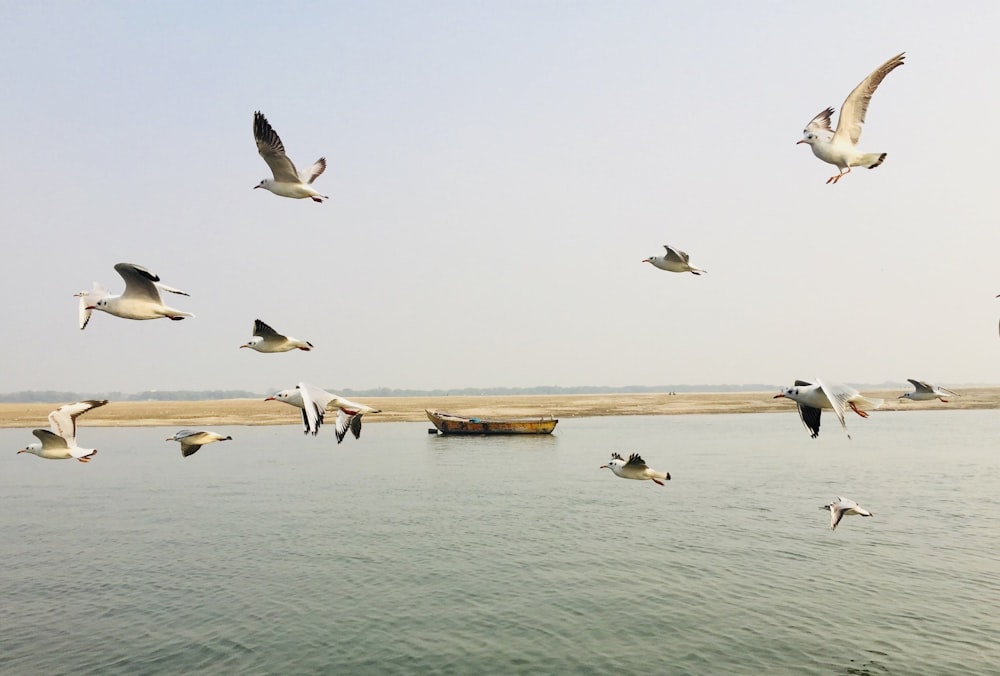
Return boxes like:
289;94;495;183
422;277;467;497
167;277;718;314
426;410;558;435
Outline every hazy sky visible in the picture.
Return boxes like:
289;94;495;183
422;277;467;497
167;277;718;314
3;2;998;393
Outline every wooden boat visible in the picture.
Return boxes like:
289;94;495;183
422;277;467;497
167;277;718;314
426;409;558;435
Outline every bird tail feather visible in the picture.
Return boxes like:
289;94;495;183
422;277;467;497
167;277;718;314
863;152;887;169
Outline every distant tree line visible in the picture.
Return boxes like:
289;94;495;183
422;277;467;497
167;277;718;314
0;382;916;403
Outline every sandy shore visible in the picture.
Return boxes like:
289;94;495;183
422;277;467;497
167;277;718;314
2;388;999;428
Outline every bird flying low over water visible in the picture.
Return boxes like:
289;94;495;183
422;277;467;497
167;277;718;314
17;400;107;462
642;245;706;275
240;319;313;352
774;379;883;439
797;52;905;184
821;496;873;531
166;430;233;458
600;452;671;486
253;111;328;202
265;383;381;442
84;263;193;322
900;379;958;403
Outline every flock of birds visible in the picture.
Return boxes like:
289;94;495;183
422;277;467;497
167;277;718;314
14;50;953;531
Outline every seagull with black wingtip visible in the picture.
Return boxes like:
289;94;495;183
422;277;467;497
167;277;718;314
600;453;671;486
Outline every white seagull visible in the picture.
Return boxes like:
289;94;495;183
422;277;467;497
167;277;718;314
821;496;873;531
265;382;381;443
600;452;671;486
240;319;313;353
166;430;233;458
74;282;110;330
900;379;958;403
253;111;328;202
642;245;706;275
16;400;108;462
774;379;883;439
86;263;193;322
797;52;905;184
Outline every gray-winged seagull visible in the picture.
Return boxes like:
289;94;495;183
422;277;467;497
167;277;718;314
265;382;381;442
16;400;107;462
240;319;313;352
166;430;233;458
797;53;905;184
774;379;883;439
86;263;193;321
642;245;706;275
821;496;873;531
253;111;328;202
600;452;671;486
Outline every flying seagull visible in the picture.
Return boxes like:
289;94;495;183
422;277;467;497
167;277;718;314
265;382;381;442
797;52;905;184
253;111;328;202
821;496;873;531
86;263;193;322
165;430;233;458
899;379;958;403
774;379;883;439
600;452;671;486
642;245;706;275
16;400;108;462
240;319;313;352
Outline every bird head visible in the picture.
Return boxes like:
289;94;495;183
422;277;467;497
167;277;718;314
240;337;262;349
797;131;818;146
254;179;271;190
17;443;41;456
641;257;654;264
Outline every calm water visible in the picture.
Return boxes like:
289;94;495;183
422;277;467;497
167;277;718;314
2;410;999;675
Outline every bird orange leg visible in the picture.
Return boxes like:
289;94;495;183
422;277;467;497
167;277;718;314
848;402;869;418
826;167;851;185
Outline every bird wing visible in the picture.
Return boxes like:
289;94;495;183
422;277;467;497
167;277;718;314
253;319;283;340
907;379;933;393
804;107;835;135
154;282;189;297
181;442;203;457
796;403;822;439
794;379;813;387
662;245;688;264
254;111;300;182
610;452;624;461
816;379;851;437
299;158;326;185
48;400;107;446
830;506;844;530
937;385;959;397
115;263;164;303
334;409;359;444
625;453;649;469
833;53;905;146
298;382;335;435
33;428;68;450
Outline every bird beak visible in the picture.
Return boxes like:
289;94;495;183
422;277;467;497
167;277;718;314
264;396;275;401
165;437;172;441
253;185;261;190
795;140;806;145
239;345;248;349
641;258;650;264
16;449;25;454
85;305;97;310
773;393;786;399
600;464;608;469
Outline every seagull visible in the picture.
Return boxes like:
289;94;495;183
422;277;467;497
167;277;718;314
821;496;873;531
774;379;883;439
899;379;958;403
86;263;193;321
16;400;107;462
797;52;905;184
74;282;109;330
165;430;233;458
642;245;706;275
253;111;328;202
265;382;381;442
240;319;313;352
600;452;671;486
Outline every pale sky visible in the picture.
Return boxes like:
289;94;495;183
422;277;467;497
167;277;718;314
3;2;999;394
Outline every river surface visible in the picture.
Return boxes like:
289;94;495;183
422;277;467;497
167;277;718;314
2;410;999;675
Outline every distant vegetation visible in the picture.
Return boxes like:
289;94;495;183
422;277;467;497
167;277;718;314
0;382;917;403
